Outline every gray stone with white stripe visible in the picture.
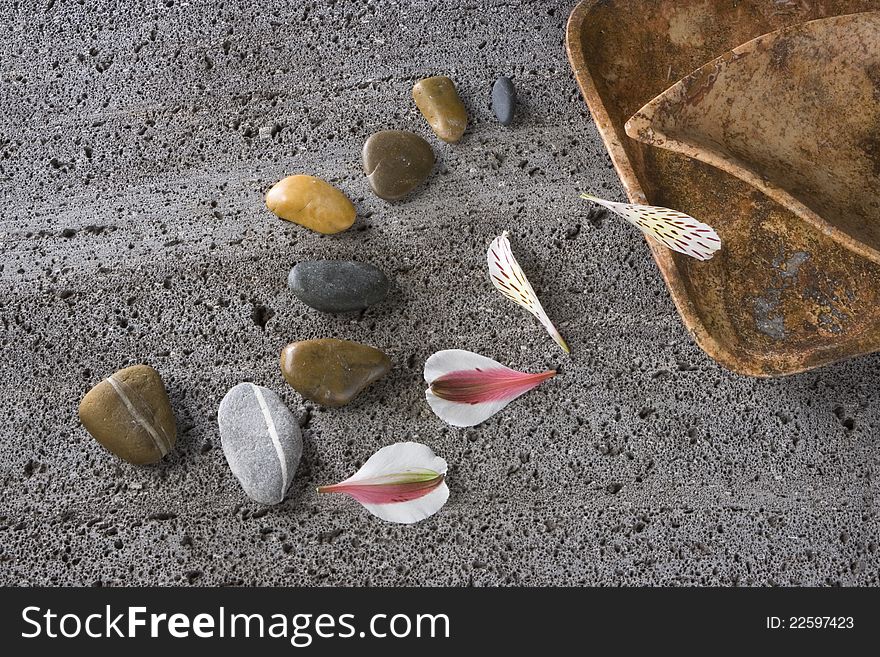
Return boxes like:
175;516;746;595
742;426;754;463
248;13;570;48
218;383;303;505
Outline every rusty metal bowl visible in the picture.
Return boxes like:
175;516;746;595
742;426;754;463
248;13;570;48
626;12;880;267
566;0;880;377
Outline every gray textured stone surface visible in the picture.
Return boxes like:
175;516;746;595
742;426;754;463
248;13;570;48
0;0;878;586
218;383;302;505
288;260;389;313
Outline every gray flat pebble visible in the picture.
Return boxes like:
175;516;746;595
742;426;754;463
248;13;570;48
218;383;303;505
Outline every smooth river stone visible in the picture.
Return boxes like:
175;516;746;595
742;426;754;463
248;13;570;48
412;76;468;143
288;260;389;313
280;339;391;407
362;130;434;200
265;174;355;234
218;383;303;505
492;76;516;126
78;364;176;464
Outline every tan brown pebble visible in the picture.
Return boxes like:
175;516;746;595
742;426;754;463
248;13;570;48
264;174;355;234
362;130;435;201
412;76;468;143
78;364;176;465
280;338;391;407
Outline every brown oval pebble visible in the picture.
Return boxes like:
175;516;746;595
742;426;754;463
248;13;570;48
412;76;468;143
265;174;355;234
78;364;177;464
362;130;434;201
280;338;391;407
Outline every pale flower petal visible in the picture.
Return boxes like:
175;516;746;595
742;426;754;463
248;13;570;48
424;349;556;427
317;442;449;524
487;232;570;353
425;388;511;428
581;193;721;261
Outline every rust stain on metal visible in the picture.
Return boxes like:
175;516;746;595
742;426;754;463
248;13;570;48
566;0;880;376
682;63;719;106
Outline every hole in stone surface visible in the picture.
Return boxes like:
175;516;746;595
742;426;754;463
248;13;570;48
587;208;605;228
251;301;275;330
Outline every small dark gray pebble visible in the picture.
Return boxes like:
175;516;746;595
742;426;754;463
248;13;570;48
288;260;390;313
492;76;516;126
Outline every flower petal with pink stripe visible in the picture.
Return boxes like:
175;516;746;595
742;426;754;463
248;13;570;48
424;349;556;427
317;442;449;524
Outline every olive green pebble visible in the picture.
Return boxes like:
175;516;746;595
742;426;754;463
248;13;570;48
78;364;177;464
280;339;391;407
362;130;434;201
412;75;468;143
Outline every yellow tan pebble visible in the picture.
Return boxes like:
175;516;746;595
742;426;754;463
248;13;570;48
412;76;468;143
265;174;356;234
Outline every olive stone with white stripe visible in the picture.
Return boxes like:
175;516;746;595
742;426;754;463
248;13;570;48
218;383;303;505
78;364;177;464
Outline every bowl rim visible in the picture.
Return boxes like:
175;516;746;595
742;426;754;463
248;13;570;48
564;0;880;377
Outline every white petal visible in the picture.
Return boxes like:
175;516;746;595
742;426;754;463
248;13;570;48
487;232;569;352
321;442;450;525
424;349;509;384
423;349;555;428
581;194;721;261
340;441;448;486
361;481;450;524
425;388;511;428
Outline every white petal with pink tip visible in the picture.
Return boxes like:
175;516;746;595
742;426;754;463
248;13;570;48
317;442;449;524
424;349;556;427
